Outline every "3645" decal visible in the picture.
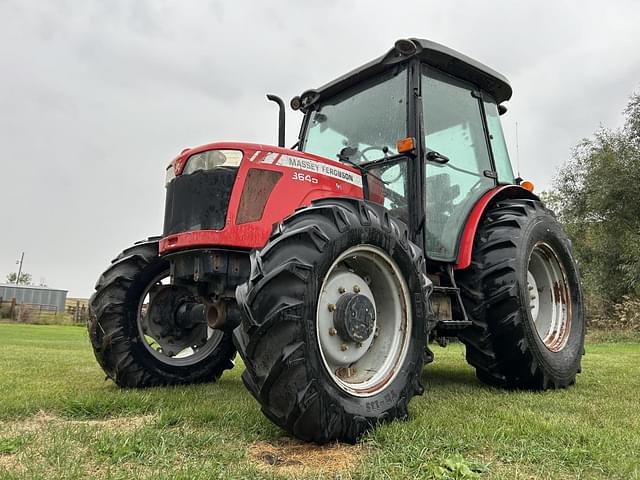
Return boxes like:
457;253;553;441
292;172;319;184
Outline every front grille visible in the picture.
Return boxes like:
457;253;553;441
163;167;238;236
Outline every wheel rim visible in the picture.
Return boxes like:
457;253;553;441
316;245;412;397
527;242;572;352
136;271;224;366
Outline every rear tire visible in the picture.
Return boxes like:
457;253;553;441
457;198;585;389
88;238;236;387
234;199;433;443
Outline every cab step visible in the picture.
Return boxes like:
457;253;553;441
435;319;473;330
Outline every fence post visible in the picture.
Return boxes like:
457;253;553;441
10;298;16;320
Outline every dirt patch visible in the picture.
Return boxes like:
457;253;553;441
78;414;154;430
0;453;24;474
249;437;365;477
0;412;55;436
0;411;154;436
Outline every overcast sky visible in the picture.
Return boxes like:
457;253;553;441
1;0;639;298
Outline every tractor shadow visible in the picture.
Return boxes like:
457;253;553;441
421;364;480;389
419;345;487;391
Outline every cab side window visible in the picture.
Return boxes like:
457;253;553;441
422;67;495;261
483;99;515;184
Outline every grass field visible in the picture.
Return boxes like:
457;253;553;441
0;323;638;479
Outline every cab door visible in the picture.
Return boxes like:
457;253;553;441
421;67;496;261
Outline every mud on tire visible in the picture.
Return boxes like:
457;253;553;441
234;199;433;444
88;238;236;388
457;198;585;390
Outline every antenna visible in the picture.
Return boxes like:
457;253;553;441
515;121;521;178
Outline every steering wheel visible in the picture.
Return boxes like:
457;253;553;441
379;163;404;185
359;145;388;162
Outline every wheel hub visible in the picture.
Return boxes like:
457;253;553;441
334;293;376;343
317;270;377;366
143;285;207;357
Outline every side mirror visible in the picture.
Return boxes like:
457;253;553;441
426;150;450;164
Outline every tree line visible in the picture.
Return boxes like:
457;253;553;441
545;91;640;327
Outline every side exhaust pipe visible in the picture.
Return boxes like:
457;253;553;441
266;94;286;147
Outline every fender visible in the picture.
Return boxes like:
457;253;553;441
454;185;540;270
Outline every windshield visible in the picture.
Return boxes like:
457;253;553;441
302;68;407;164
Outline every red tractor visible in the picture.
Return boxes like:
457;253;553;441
89;38;585;443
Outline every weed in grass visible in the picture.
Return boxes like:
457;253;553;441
0;437;26;455
430;454;486;479
154;412;184;429
96;431;149;464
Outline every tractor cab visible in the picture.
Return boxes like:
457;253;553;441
295;38;516;263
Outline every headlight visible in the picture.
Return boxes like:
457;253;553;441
183;149;243;175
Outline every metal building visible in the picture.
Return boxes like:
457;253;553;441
0;284;68;313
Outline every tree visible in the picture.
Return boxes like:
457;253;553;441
6;272;32;285
550;91;640;309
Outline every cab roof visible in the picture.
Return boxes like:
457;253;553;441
297;38;512;111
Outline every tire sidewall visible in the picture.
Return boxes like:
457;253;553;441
517;214;585;380
300;222;427;418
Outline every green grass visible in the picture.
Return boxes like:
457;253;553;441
0;323;638;479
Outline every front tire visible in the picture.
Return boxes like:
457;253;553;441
234;199;433;443
88;238;236;387
457;198;585;389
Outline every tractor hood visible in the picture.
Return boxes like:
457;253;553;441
161;142;363;254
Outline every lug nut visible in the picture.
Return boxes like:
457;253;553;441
329;327;337;336
340;344;348;351
338;286;346;294
328;303;336;312
356;342;362;348
353;285;361;293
